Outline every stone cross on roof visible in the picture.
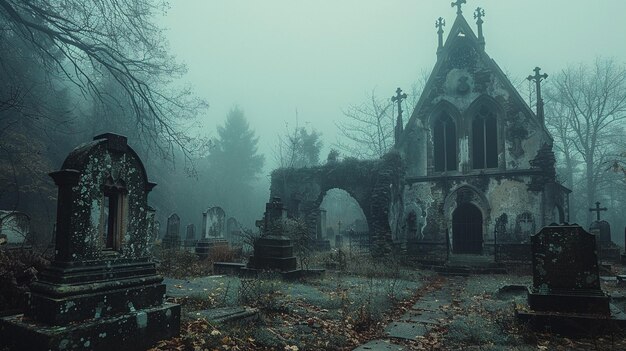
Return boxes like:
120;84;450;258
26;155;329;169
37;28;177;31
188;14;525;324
435;17;446;52
451;0;467;15
589;201;608;222
392;87;407;147
527;66;548;124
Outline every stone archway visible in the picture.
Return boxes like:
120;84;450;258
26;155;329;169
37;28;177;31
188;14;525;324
269;153;403;256
443;184;490;255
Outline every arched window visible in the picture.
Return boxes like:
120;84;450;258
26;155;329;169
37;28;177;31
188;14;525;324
472;105;498;169
433;112;457;172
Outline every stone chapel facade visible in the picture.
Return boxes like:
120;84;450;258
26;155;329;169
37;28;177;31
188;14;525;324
397;7;570;255
270;6;570;258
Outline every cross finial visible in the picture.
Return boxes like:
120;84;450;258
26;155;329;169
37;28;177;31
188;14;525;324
451;0;466;15
589;201;608;222
435;17;446;32
527;66;549;124
435;17;446;54
392;87;408;148
473;7;485;21
473;7;486;48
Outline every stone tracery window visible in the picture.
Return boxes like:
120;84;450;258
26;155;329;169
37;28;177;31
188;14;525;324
472;105;498;169
433;112;457;172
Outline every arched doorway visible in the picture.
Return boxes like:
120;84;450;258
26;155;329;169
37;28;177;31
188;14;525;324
452;203;483;254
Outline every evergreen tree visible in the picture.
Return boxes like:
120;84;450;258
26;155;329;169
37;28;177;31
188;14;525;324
205;107;265;216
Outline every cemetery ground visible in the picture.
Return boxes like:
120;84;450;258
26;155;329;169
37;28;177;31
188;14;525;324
2;245;626;350
140;249;626;351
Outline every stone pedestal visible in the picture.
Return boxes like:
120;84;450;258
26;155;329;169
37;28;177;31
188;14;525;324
195;238;229;260
248;235;297;272
0;134;180;350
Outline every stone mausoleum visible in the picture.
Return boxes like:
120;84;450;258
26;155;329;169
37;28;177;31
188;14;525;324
270;5;570;259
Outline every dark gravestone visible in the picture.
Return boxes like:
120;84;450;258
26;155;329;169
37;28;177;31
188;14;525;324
162;213;181;249
527;225;609;314
247;198;297;272
184;223;196;248
0;133;180;351
590;220;620;261
226;217;240;244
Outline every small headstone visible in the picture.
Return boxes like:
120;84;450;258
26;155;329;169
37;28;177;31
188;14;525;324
184;223;197;248
590;220;620;261
196;207;228;259
527;224;609;314
162;213;181;249
0;133;180;351
226;217;241;244
203;206;226;238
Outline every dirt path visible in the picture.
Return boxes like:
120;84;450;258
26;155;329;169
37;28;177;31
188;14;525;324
353;275;467;351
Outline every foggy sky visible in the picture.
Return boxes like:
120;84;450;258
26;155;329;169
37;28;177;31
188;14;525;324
162;0;626;172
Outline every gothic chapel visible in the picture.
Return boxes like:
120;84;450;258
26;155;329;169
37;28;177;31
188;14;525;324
398;3;570;255
269;3;570;259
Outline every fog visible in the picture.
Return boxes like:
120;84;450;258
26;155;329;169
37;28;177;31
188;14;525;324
162;0;626;168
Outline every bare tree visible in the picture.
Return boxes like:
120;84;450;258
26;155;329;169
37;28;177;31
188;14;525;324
0;0;207;159
548;58;626;224
335;89;394;159
336;73;427;160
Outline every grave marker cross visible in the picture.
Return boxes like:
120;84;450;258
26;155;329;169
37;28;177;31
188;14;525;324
589;201;607;221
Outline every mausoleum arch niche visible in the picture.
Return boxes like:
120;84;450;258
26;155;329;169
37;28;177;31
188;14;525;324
428;101;460;173
465;95;504;170
101;176;128;251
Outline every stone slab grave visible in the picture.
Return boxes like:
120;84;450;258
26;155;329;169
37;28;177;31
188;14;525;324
0;133;180;351
162;213;181;249
518;224;626;334
196;206;229;259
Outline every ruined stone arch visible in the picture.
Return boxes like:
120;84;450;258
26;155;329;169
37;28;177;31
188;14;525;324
269;154;403;255
464;95;506;170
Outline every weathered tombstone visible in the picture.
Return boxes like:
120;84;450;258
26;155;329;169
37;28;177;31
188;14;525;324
185;223;196;247
589;220;611;243
0;211;30;245
203;206;226;238
0;133;180;351
162;213;181;249
527;225;609;314
226;217;242;245
195;207;228;259
310;208;330;251
589;219;620;261
247;197;297;272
